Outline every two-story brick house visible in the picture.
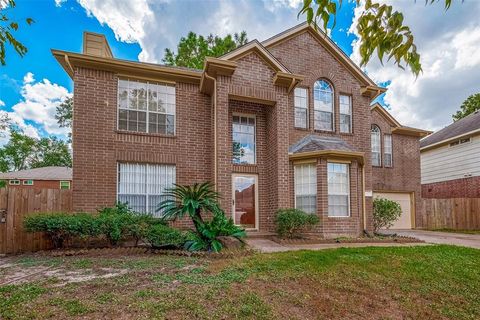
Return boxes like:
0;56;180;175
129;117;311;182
53;23;429;237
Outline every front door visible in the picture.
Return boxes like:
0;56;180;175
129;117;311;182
232;174;258;230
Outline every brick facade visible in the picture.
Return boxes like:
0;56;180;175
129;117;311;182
422;176;480;198
68;26;424;237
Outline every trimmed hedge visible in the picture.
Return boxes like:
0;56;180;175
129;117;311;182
275;208;320;238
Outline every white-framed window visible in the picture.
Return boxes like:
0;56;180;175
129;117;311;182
9;180;20;185
118;79;175;135
313;80;334;131
339;94;352;133
371;125;381;167
23;180;34;185
117;163;176;216
232;115;256;164
328;162;350;217
384;134;393;167
449;137;471;147
294;163;317;214
60;181;71;190
294;87;308;129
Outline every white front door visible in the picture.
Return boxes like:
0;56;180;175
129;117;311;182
232;174;259;230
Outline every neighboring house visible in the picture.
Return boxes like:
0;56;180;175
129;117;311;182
0;166;72;189
420;110;480;198
53;24;428;237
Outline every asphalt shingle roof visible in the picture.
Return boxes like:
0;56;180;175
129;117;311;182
0;166;72;181
420;110;480;148
289;135;356;154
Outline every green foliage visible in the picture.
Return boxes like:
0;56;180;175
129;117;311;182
0;128;72;172
184;212;246;252
275;208;320;238
0;0;34;65
299;0;456;76
24;213;98;248
163;31;248;69
55;97;73;142
372;197;402;232
452;93;480;121
145;224;187;249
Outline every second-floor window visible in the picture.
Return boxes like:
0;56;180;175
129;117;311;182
294;87;308;129
339;95;352;133
371;125;381;166
232;115;256;164
384;134;392;167
313;80;334;131
118;79;175;135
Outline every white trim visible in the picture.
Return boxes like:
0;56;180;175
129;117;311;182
8;180;20;185
232;173;259;231
420;129;480;151
23;179;34;186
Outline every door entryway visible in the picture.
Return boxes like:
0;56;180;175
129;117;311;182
232;174;258;230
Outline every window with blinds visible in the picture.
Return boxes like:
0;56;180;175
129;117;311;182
117;163;176;216
371;125;381;166
384;134;393;167
294;163;317;214
294;87;308;128
328;162;350;217
339;94;352;133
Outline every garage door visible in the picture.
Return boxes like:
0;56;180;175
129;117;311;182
373;192;413;229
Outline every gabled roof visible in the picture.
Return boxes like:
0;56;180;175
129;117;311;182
262;22;384;94
371;103;431;138
0;167;72;181
420;110;480;150
220;39;291;73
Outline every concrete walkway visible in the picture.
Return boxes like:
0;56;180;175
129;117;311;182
382;229;480;249
245;238;428;253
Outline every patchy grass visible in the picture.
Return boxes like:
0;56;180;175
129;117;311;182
0;246;479;319
428;228;480;235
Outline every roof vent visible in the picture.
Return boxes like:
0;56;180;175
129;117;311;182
82;31;113;58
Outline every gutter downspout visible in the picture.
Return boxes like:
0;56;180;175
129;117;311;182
204;72;217;190
361;163;367;232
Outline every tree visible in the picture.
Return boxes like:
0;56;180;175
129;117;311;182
0;112;10;133
372;197;402;232
299;0;456;76
163;31;248;69
452;93;480;121
0;128;72;172
0;0;34;65
55;97;73;142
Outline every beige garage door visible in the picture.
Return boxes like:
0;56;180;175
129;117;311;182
373;192;413;229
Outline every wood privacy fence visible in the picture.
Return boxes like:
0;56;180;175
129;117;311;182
418;198;480;230
0;188;72;254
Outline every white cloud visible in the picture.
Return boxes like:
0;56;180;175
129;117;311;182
54;0;67;7
75;0;300;64
350;1;480;131
3;73;71;140
0;100;4;107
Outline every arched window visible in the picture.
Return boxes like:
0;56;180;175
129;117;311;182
371;125;381;166
313;80;334;131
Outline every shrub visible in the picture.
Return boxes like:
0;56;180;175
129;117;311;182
144;224;186;249
373;198;402;232
275;208;319;238
184;212;246;252
24;213;98;248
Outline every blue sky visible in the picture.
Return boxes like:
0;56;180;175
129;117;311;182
1;0;480;141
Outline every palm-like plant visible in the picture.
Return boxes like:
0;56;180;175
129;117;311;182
157;182;221;231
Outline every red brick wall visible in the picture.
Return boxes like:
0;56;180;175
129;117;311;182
72;67;212;217
422;176;480;198
268;31;372;236
371;108;422;226
6;180;69;189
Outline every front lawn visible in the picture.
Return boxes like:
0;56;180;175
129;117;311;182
0;245;479;319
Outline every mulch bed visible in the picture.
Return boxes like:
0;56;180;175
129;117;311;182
271;235;424;245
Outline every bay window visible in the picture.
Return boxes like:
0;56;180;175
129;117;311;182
294;163;317;214
328;163;350;217
313;80;334;131
117;163;176;215
294;87;308;128
118;79;175;135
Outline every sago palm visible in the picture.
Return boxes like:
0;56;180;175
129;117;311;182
157;182;221;232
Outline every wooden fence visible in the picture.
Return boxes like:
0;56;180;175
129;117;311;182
0;188;72;254
418;198;480;230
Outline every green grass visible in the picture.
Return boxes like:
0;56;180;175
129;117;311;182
428;228;480;235
0;245;479;319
